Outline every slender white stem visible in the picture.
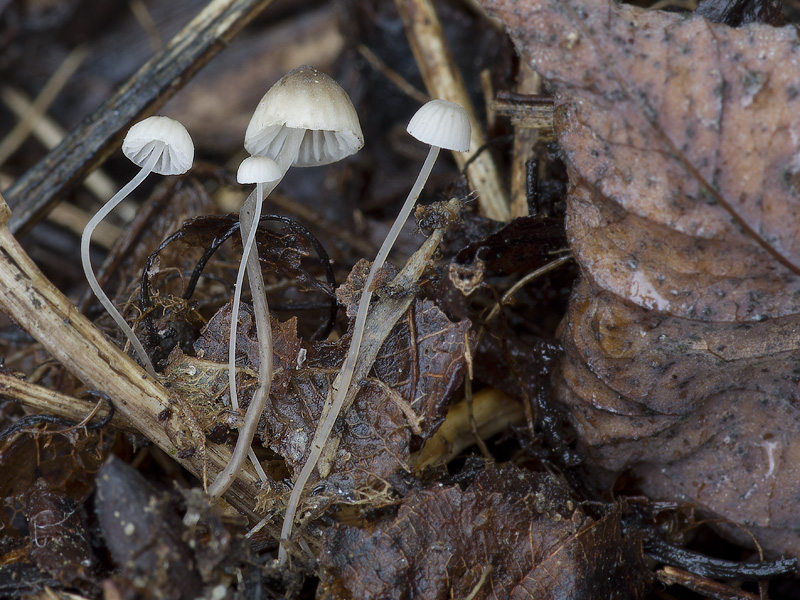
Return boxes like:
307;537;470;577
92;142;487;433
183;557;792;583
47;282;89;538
227;129;303;411
278;145;441;564
213;130;305;498
227;180;278;410
81;150;159;378
211;183;277;498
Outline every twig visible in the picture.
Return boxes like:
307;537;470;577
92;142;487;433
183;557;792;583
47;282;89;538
0;372;131;431
655;566;760;600
492;91;555;131
4;0;274;236
129;0;163;52
509;64;542;218
0;86;118;202
394;0;510;221
357;44;429;105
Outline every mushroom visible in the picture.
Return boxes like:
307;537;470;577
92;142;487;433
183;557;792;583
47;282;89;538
226;156;282;414
227;65;364;415
217;66;363;501
244;64;363;173
81;116;193;378
278;99;470;565
208;155;280;499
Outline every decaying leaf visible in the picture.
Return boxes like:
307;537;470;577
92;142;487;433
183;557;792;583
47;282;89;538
318;464;649;599
485;0;800;559
264;296;470;500
171;275;470;515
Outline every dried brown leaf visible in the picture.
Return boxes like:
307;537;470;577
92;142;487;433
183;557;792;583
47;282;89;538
484;0;800;559
318;464;649;600
266;298;469;495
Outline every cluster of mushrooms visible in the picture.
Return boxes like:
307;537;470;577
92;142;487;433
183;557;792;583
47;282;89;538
81;65;471;564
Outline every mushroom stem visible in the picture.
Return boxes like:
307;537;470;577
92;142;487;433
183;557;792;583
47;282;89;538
211;183;276;498
81;149;159;378
226;180;277;411
227;129;302;412
278;144;441;564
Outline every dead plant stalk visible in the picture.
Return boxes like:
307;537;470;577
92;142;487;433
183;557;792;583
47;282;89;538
0;192;263;522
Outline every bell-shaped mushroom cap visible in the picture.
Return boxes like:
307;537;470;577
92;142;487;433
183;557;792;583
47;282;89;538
123;116;194;176
244;65;364;167
406;99;471;153
237;155;282;184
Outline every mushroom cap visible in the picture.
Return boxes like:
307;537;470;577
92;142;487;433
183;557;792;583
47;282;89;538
244;65;364;167
123;116;194;175
237;155;282;184
406;99;471;152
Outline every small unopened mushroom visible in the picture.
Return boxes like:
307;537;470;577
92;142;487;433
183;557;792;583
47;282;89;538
81;116;193;377
207;156;280;499
227;156;281;412
278;99;469;565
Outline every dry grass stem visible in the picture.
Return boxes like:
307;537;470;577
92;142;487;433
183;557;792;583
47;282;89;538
0;372;131;431
0;192;267;524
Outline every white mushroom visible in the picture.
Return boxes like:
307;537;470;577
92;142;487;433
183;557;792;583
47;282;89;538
245;64;363;171
227;156;282;413
217;67;363;505
209;156;281;499
80;116;193;377
278;99;470;565
228;65;364;416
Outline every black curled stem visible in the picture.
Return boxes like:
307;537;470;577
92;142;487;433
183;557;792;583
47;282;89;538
141;213;337;350
644;538;797;581
0;390;115;442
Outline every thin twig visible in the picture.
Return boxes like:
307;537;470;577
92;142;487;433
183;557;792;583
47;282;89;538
0;372;131;431
357;43;429;105
0;192;267;525
0;85;118;202
0;46;87;167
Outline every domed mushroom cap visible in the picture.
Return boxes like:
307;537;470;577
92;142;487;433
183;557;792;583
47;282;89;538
237;155;282;184
123;116;194;176
244;65;364;167
406;99;471;152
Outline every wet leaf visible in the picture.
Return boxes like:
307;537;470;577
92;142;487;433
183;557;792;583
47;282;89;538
318;464;649;600
484;0;800;559
183;275;470;515
95;456;201;600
